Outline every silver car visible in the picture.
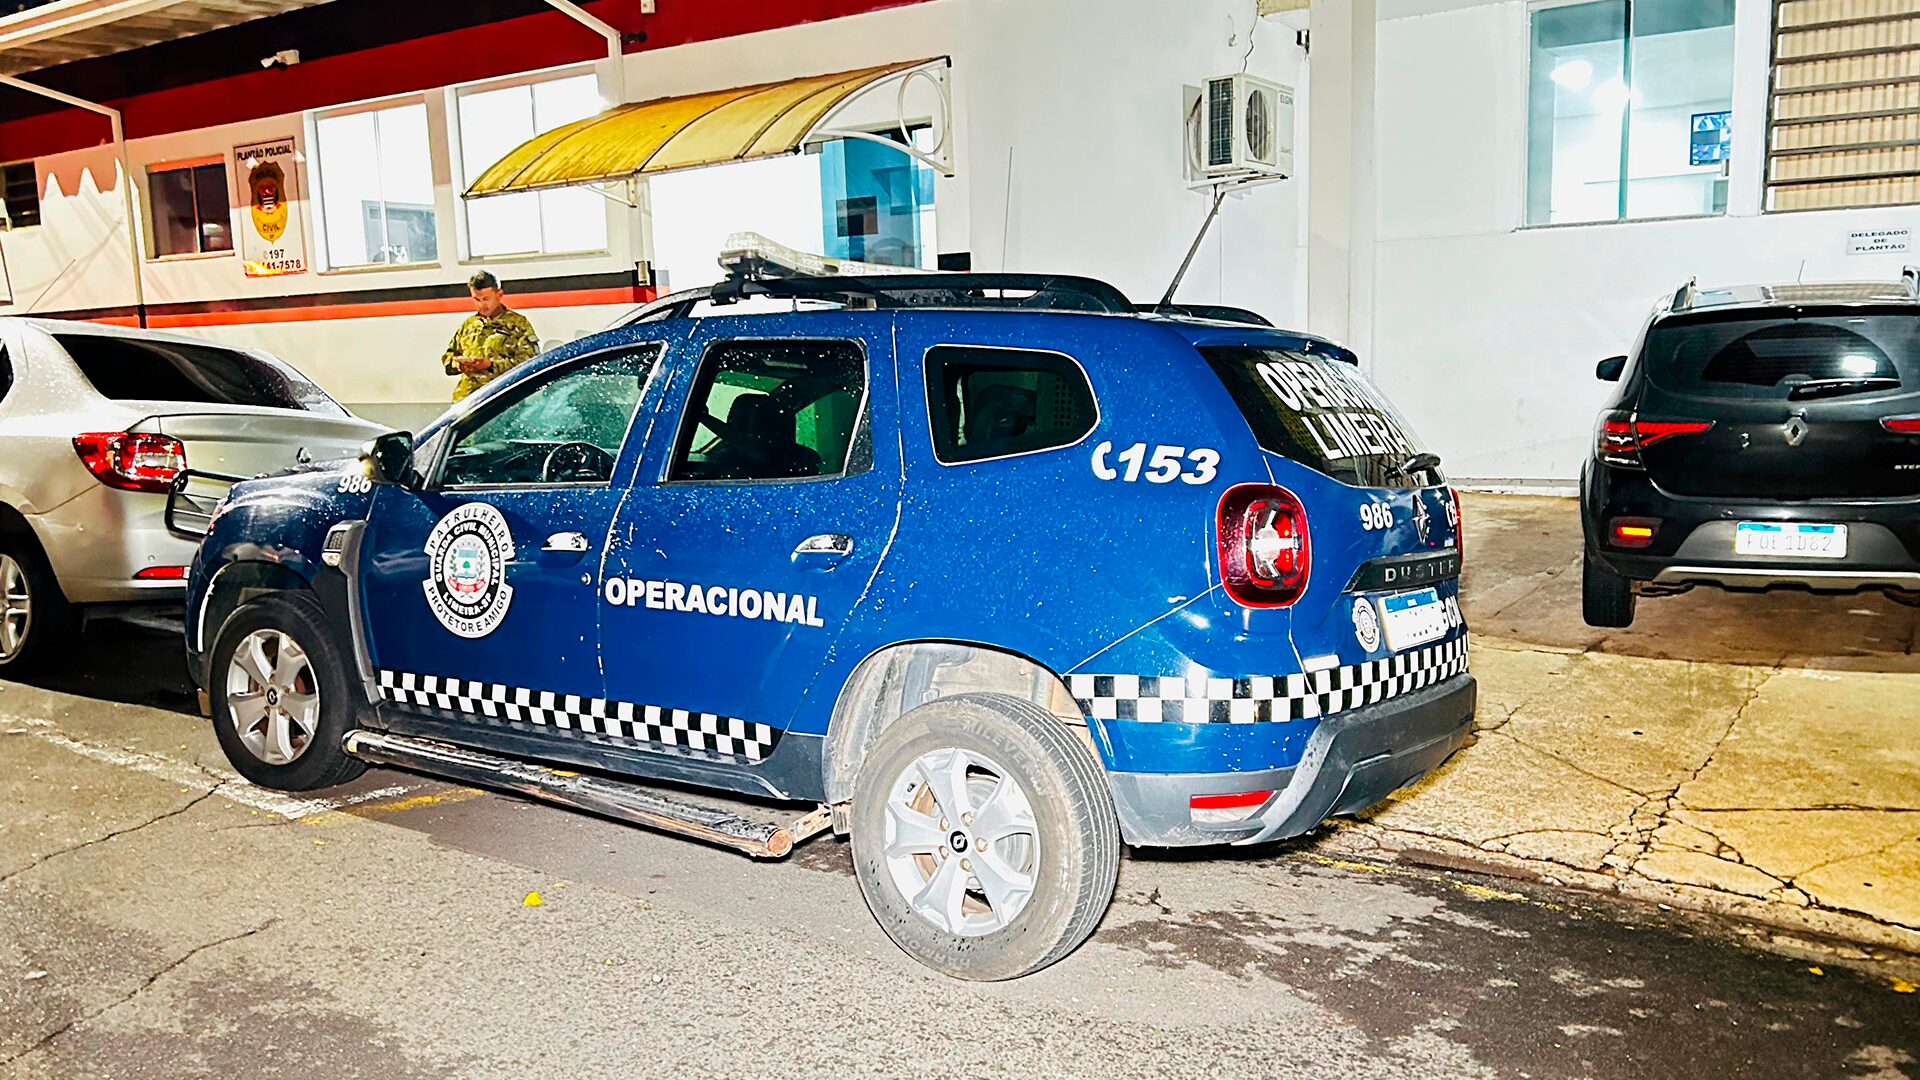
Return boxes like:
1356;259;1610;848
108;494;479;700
0;317;386;674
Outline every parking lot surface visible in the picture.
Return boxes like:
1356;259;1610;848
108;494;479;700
1335;495;1920;957
4;502;1919;1077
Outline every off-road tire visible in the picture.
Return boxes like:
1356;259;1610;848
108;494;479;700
850;693;1120;981
0;533;79;677
1582;551;1637;628
208;591;366;791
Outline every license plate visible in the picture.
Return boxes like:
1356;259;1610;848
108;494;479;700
1734;522;1848;559
1379;588;1448;652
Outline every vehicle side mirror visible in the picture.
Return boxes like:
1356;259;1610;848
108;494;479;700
361;431;418;489
1596;355;1628;382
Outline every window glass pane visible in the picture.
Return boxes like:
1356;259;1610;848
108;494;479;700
1200;345;1435;489
374;104;437;264
669;340;866;482
1527;1;1628;225
56;334;345;414
459;85;541;257
1643;313;1920;400
539;187;607;253
315;111;380;266
819;136;936;268
193;163;232;253
1625;0;1735;219
151;168;201;257
925;346;1096;464
444;347;658;486
531;75;602;130
459;74;606;257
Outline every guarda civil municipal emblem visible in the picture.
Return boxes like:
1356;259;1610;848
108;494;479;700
423;503;516;639
249;158;289;244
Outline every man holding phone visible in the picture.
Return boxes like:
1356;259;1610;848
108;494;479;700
442;271;539;401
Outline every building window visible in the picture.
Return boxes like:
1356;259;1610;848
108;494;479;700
148;160;232;257
1769;2;1920;211
314;101;438;268
819;128;939;268
2;161;41;230
1525;0;1736;225
456;74;606;258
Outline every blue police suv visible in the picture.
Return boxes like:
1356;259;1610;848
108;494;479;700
185;273;1473;979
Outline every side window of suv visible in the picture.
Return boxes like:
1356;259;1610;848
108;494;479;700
439;345;659;488
925;345;1097;464
667;339;867;482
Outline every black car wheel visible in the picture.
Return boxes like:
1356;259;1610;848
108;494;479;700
849;693;1119;981
1582;551;1637;628
208;592;366;791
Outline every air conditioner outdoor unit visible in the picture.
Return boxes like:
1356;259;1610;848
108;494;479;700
1192;73;1294;182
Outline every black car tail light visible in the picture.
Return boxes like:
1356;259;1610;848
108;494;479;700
1884;415;1920;434
1217;484;1310;608
1607;516;1660;549
1595;411;1713;468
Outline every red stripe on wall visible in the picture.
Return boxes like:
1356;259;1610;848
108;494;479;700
0;0;932;163
137;285;655;329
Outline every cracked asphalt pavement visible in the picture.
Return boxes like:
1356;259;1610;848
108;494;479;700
1343;495;1920;954
2;611;1917;1079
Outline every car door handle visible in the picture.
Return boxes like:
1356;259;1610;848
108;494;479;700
792;533;854;563
543;531;591;553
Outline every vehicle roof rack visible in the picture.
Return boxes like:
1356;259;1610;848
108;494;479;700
1671;276;1698;313
1133;302;1273;327
627;271;1135;322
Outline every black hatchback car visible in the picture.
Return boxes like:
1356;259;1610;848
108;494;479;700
1582;274;1920;627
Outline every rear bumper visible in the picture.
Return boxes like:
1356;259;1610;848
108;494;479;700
1583;462;1920;592
28;486;200;603
1106;673;1476;847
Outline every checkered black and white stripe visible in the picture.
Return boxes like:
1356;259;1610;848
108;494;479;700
1067;634;1469;725
376;670;780;763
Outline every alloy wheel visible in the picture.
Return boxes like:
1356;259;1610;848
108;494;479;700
0;555;31;661
225;629;320;766
881;746;1041;936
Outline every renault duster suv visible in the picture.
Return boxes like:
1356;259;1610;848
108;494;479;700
185;273;1474;980
1583;275;1920;627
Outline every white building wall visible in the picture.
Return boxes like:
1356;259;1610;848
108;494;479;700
2;0;1312;430
1371;0;1920;483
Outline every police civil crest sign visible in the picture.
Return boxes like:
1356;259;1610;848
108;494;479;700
232;137;308;277
423;503;516;639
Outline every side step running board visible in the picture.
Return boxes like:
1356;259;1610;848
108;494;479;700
343;730;830;859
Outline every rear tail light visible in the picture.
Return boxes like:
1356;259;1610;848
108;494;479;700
1884;415;1920;434
1190;790;1274;825
1608;516;1660;549
73;432;186;493
1596;411;1713;468
1217;484;1311;608
1447;485;1465;560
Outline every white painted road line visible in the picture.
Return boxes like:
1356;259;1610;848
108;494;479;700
7;716;416;820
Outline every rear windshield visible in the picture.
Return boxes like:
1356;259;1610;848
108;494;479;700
1201;345;1435;488
1643;310;1920;400
56;333;346;415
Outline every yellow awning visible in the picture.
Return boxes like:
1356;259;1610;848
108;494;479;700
465;58;940;199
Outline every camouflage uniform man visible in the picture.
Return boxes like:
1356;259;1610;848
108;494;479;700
442;270;540;401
